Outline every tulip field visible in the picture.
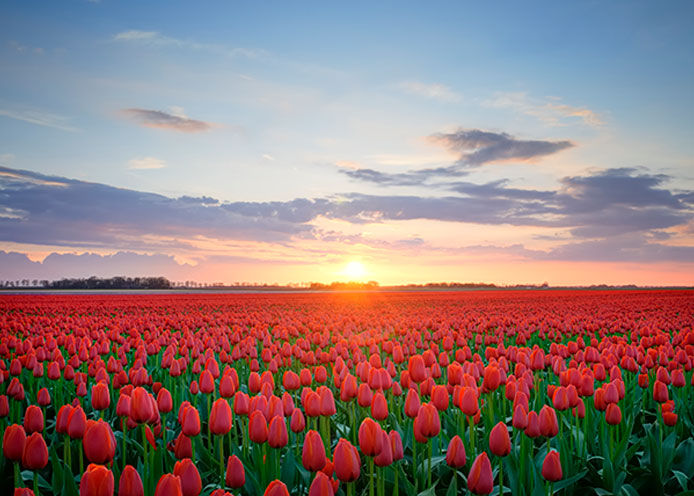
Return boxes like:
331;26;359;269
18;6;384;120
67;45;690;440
1;290;693;496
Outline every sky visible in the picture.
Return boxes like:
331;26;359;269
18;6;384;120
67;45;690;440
0;0;693;286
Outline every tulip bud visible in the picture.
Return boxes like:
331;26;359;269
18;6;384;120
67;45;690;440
489;422;511;457
22;432;48;470
3;423;26;461
209;398;233;436
226;454;245;488
333;438;361;482
303;430;327;471
468;452;494;494
541;450;562;482
446;435;466;468
264;480;290;496
118;465;144;496
80;464;115;496
154;474;183;496
173;458;202;496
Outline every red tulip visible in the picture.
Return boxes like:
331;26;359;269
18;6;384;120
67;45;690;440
431;385;449;411
539;405;558;438
116;394;131;418
541;450;563;482
226;454;245;488
68;406;88;439
374;429;393;467
290;408;306;433
23;405;44;434
118;465;144;496
489;422;511;457
154;474;183;496
283;370;301;391
333;438;361;482
525;411;541;438
358;418;383;456
22;432;48;470
83;419;116;464
468;452;494;494
653;380;669;403
181;406;201;437
130;388;154;424
249;410;268;443
0;395;9;417
268;415;289;448
370;392;388;421
3;423;26;461
173;433;192;459
415;402;440;438
404;388;421;418
209;398;232;435
14;489;35;496
91;382;110;411
157;388;173;413
173;458;202;496
80;464;114;496
37;388;51;407
605;403;622;425
318;387;337;416
408;355;427;383
303;429;327;471
309;471;335;496
264;480;290;496
390;430;404;461
460;387;479;416
512;404;528;429
446;435;466;468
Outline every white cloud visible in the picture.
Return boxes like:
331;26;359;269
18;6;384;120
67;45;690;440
128;157;167;170
261;154;275;161
112;30;264;58
485;92;604;127
398;81;461;103
0;107;79;132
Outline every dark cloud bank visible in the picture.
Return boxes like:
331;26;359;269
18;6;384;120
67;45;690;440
0;160;692;276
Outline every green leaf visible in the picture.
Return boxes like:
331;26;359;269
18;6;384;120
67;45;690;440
593;488;612;496
417;481;438;496
672;470;690;492
621;484;640;496
552;469;588;491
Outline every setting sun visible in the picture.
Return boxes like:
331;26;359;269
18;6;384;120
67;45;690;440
342;260;368;280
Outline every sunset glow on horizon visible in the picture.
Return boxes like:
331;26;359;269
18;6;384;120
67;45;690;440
0;1;692;286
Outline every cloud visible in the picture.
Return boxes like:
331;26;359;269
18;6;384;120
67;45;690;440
112;30;263;58
340;128;573;186
0;250;194;281
431;128;574;166
128;157;166;170
341;165;467;186
485;92;604;127
0;107;79;132
121;108;212;132
398;81;461;103
0;166;691;264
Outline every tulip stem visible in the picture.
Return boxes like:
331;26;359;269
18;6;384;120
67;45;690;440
468;415;475;456
412;439;417;493
33;471;38;495
427;440;432;488
369;457;375;496
14;463;21;488
394;466;399;496
499;458;504;495
79;443;84;474
122;422;127;471
347;482;354;496
219;435;224;485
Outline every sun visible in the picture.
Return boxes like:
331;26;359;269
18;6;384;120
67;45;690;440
342;260;368;280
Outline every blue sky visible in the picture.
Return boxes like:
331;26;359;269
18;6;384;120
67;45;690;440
0;1;692;285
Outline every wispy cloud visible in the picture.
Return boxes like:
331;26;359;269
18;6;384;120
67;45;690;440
121;108;212;132
485;92;604;127
128;157;166;170
112;30;264;58
0;107;79;132
430;128;574;166
398;81;461;103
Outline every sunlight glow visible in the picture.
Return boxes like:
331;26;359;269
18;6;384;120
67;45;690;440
342;260;368;280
